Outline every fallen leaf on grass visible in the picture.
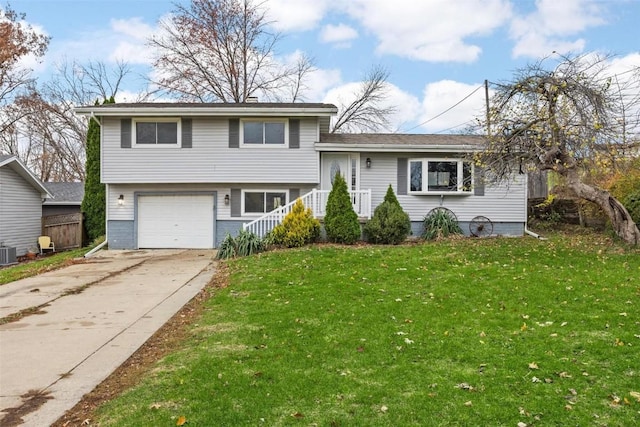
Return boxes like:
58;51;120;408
517;422;528;427
629;391;640;402
464;401;472;407
380;405;388;413
528;362;539;370
291;412;304;418
455;383;475;391
176;415;187;426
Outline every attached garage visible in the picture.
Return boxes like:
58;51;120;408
137;194;215;248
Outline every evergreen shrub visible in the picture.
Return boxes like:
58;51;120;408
268;198;320;248
363;185;411;244
324;173;361;244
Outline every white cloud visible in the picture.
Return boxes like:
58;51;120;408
344;0;512;63
319;23;358;47
417;80;487;133
510;0;606;58
107;18;156;64
264;0;331;32
41;16;158;70
303;67;343;102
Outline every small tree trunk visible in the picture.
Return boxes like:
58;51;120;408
565;172;640;246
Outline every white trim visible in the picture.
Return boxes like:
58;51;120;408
241;189;289;216
76;105;337;117
239;118;289;148
315;143;480;153
408;158;473;195
132;117;182;148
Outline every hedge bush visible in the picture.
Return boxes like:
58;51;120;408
324;173;361;244
623;190;640;225
269;198;320;248
364;185;411;244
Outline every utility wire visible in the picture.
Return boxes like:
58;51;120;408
398;84;484;133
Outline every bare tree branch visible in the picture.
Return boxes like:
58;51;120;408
147;0;313;102
331;65;396;133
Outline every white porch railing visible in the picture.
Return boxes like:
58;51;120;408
243;189;372;238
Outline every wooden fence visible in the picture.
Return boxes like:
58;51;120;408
527;171;549;199
42;212;84;251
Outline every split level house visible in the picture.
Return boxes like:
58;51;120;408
74;102;527;249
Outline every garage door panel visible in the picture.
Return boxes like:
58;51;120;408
138;195;214;248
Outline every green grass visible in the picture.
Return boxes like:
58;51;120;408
0;246;95;286
96;230;640;426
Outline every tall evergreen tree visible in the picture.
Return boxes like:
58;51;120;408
324;173;361;244
82;97;113;241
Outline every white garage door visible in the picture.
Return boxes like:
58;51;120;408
138;194;215;248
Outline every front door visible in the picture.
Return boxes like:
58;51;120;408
321;153;360;192
321;153;362;213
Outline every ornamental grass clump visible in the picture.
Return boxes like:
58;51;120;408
216;230;265;259
268;198;320;248
422;207;462;240
364;185;411;244
324;173;361;244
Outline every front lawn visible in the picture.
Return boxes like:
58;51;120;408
95;230;640;426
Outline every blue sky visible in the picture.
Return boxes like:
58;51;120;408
12;0;640;133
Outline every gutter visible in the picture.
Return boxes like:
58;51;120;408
84;239;107;258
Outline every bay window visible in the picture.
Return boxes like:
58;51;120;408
409;159;472;194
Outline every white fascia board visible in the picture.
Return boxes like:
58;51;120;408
314;143;481;153
75;106;338;117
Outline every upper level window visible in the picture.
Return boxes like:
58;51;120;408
241;119;287;146
134;119;180;146
409;159;472;194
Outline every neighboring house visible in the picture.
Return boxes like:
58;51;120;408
0;155;52;256
43;182;85;216
74;103;526;250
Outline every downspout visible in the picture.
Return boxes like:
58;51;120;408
84;239;107;258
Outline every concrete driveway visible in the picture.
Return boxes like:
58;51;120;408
0;249;217;426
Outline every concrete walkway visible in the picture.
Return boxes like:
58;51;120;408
0;249;217;426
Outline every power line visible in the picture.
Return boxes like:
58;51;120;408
398;84;484;133
433;119;478;134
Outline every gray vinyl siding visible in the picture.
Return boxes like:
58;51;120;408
0;167;44;256
102;117;320;184
359;153;526;224
107;220;135;249
107;183;316;223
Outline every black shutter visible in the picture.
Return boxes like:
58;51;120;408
230;188;241;217
229;119;239;148
181;118;192;148
397;158;408;195
289;119;300;149
474;166;485;196
121;119;131;148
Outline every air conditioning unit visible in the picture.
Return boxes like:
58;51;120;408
0;246;17;266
